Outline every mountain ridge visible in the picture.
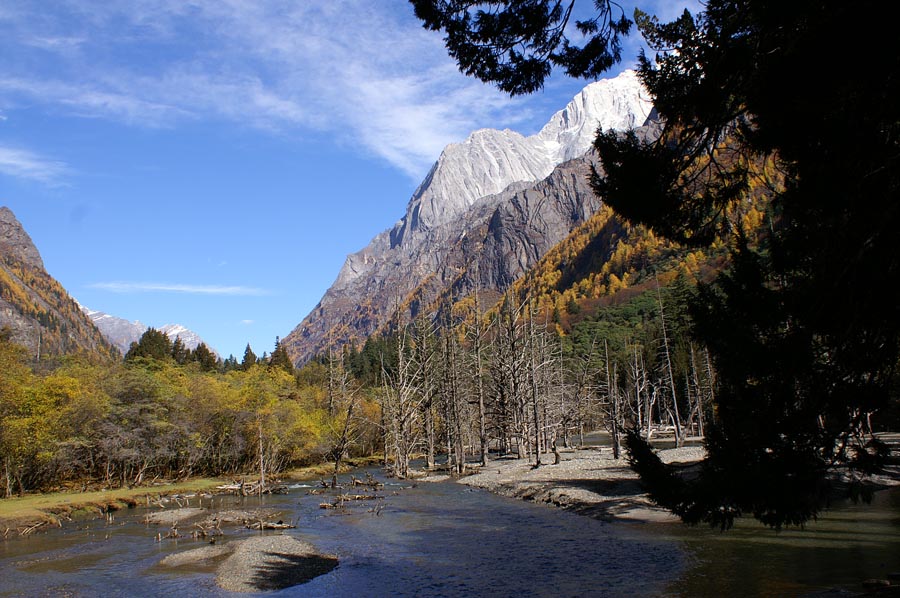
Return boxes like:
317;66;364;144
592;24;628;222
283;71;655;364
80;305;217;356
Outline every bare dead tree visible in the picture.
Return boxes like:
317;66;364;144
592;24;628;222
656;278;684;447
469;268;489;466
326;350;361;487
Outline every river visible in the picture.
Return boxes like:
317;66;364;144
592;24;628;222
0;467;897;597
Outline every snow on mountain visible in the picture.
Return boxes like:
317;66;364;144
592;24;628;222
339;70;652;289
285;70;655;363
394;70;651;242
80;306;216;356
159;324;211;353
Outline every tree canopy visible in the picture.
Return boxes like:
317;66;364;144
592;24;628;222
413;0;900;527
411;0;631;95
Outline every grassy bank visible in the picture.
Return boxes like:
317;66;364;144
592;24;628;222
0;478;226;531
0;456;388;532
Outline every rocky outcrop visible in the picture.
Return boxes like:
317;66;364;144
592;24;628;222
0;207;43;270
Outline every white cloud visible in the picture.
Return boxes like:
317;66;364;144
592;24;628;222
0;145;70;184
239;319;254;325
24;35;87;51
0;1;533;181
0;1;701;181
89;282;270;296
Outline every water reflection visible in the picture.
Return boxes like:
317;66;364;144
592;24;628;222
0;470;896;597
660;486;900;597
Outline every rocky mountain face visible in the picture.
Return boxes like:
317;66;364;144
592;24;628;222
283;71;654;364
0;206;118;359
80;306;215;356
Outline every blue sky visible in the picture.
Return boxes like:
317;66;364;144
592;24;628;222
0;1;698;360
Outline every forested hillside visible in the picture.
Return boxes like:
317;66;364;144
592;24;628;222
0;207;118;361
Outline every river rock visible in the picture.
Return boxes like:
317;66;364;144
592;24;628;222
215;535;338;593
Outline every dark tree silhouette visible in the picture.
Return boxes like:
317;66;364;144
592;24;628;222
414;0;900;528
411;0;631;95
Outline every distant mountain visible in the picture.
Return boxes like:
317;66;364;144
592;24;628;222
80;306;216;356
0;206;118;359
283;70;654;364
159;324;211;353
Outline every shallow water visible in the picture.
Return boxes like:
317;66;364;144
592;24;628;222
661;486;900;597
0;469;680;597
0;469;897;597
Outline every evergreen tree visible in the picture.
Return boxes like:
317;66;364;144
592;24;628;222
411;0;630;95
171;336;189;365
124;328;172;362
192;342;219;372
223;354;239;372
268;337;294;375
241;343;257;371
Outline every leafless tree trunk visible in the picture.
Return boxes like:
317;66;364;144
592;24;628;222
527;302;543;468
470;272;489;466
656;279;684;447
380;305;426;479
604;340;622;459
328;351;360;487
412;314;438;470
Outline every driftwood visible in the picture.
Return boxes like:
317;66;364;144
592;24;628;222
338;493;378;501
216;479;288;496
245;520;295;530
350;473;383;488
191;521;223;540
320;492;381;510
20;521;48;536
156;523;181;541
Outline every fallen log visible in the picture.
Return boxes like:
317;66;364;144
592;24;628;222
337;493;379;501
216;480;288;495
245;520;296;530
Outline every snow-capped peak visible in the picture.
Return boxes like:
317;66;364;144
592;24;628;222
397;70;651;240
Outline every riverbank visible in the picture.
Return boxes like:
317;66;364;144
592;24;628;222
455;433;900;524
0;478;226;534
0;455;386;534
458;445;704;523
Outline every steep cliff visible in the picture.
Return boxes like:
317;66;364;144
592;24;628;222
0;207;118;359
